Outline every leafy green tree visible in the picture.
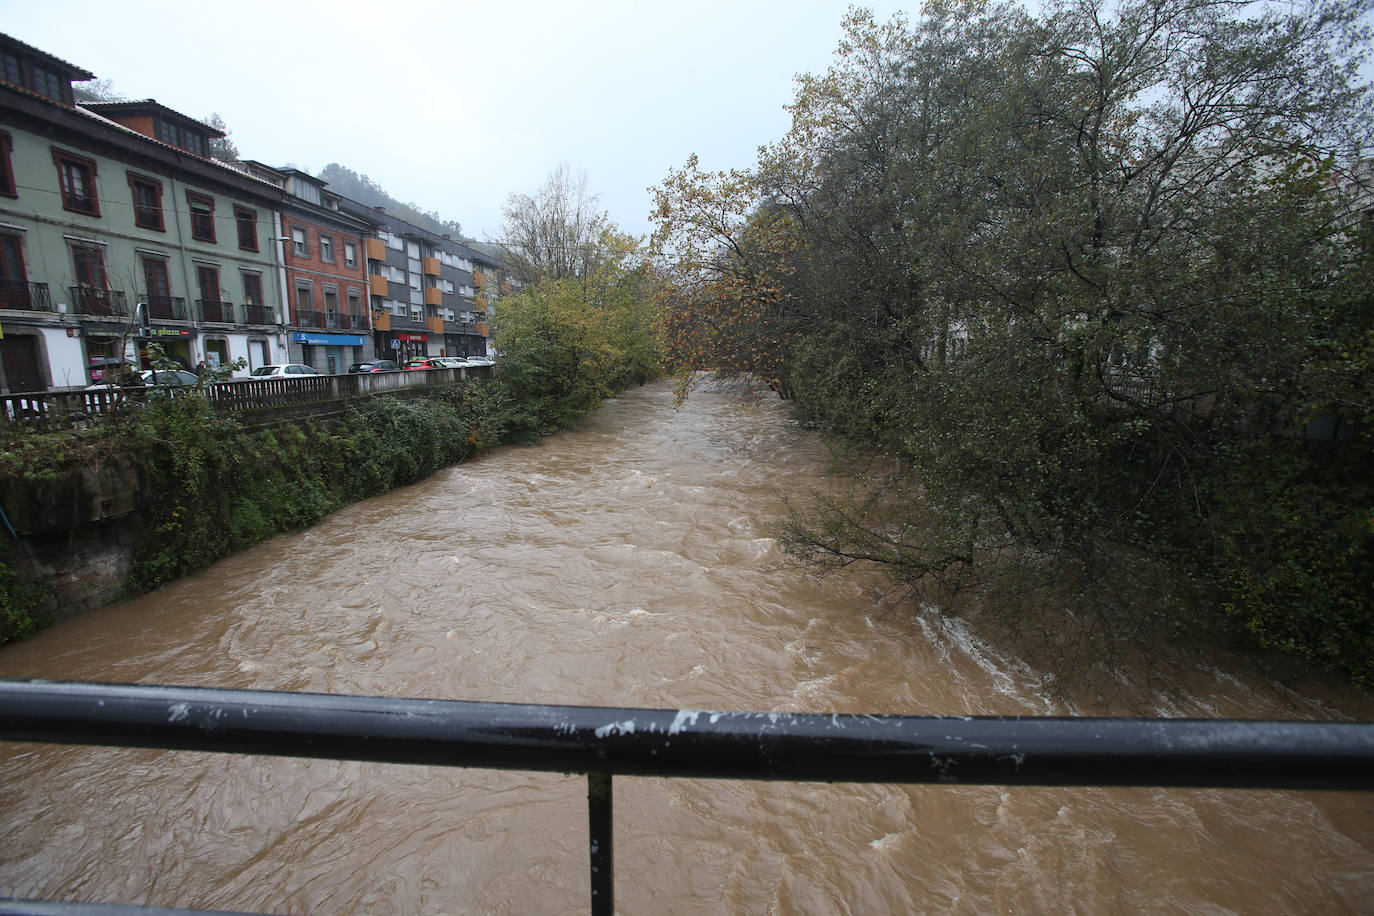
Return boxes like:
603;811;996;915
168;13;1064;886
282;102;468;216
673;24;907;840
654;0;1374;684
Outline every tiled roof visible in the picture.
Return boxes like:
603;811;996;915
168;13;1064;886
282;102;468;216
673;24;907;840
0;32;96;81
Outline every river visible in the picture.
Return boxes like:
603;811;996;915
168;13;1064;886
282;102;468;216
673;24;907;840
2;379;1371;914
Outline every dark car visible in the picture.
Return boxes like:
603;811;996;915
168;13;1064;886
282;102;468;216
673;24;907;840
347;360;402;373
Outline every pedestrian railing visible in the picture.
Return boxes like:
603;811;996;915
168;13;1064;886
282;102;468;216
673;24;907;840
1;679;1371;915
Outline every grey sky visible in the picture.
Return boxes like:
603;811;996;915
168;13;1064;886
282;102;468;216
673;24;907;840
4;0;910;242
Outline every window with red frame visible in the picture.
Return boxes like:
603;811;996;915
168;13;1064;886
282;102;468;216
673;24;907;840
53;150;99;216
187;191;215;242
234;206;258;251
128;174;164;231
0;132;16;198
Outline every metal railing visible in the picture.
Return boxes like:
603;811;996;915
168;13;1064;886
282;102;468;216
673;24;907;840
242;303;275;326
68;287;128;317
0;281;52;311
196;299;234;323
0;365;495;432
1;679;1371;915
143;294;188;322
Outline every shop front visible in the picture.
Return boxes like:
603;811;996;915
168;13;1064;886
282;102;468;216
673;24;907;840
373;331;429;364
292;331;367;376
140;327;196;372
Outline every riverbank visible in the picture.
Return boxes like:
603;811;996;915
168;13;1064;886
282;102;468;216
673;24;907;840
0;380;531;642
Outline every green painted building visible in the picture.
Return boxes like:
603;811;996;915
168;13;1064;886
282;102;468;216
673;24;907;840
0;33;289;392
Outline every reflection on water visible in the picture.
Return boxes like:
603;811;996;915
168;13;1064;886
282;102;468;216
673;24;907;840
2;379;1371;913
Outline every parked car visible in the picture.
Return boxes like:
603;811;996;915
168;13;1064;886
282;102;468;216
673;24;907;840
251;364;319;378
404;358;446;370
465;357;494;367
85;368;199;389
143;368;201;386
347;360;402;373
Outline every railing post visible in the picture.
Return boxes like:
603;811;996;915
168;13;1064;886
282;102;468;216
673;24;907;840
588;771;613;916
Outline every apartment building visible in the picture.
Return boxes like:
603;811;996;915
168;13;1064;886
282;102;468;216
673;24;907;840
0;33;291;391
338;198;498;363
238;164;376;373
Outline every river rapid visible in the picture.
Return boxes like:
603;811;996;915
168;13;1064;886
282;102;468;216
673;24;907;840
2;379;1371;914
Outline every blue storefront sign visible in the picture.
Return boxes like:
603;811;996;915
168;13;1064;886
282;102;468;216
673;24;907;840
291;332;366;347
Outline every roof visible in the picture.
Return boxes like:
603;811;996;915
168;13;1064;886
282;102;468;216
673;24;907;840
0;32;95;81
81;99;225;137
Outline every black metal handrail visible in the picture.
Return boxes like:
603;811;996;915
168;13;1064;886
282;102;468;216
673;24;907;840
2;679;1372;915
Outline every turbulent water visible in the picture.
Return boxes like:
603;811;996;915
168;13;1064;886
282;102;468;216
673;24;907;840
1;379;1371;914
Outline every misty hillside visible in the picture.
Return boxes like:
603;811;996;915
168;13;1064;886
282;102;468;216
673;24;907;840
317;163;470;242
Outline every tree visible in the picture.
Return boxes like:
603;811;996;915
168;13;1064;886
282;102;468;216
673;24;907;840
493;171;661;432
202;113;239;163
498;164;612;283
653;0;1374;686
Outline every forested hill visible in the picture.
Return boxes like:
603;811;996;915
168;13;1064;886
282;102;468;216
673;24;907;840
316;163;470;243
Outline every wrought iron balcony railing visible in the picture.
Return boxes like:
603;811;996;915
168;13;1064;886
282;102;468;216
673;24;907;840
68;287;128;317
243;303;275;325
197;299;234;323
143;294;188;322
0;281;52;311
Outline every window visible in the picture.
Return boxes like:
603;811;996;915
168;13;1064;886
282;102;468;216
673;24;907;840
187;192;215;242
291;226;307;257
242;272;263;305
142;258;170;300
344;242;357;268
324;286;338;314
319;235;334;263
32;66;63;102
156;120;177;146
127;173;164;231
1;53;20;86
53;150;99;216
0;132;13;198
196;264;220;302
1;234;29;307
347;288;361;316
406;241;419;258
234;206;258;251
72;244;107;288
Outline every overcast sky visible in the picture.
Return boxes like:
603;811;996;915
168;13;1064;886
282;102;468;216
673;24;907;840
4;0;912;242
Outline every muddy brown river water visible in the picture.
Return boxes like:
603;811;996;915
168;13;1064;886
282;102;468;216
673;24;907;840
2;379;1372;914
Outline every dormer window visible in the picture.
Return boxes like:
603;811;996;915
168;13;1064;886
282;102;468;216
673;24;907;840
155;118;209;157
32;65;63;101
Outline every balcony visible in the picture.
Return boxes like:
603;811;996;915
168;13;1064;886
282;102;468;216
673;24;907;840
296;309;325;329
473;272;486;289
423;256;441;277
373;311;391;331
243;303;276;325
364;238;387;261
144;294;188;322
0;281;53;311
426;315;445;334
424;286;443;307
326;312;355;330
368;274;389;296
70;287;129;317
475;321;489;337
474;296;487;313
197;299;234;323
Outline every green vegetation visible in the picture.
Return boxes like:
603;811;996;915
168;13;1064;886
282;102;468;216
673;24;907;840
653;0;1374;685
492;166;664;435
